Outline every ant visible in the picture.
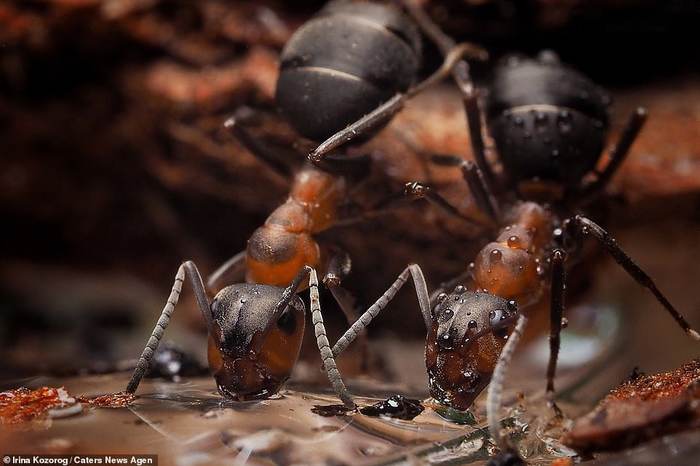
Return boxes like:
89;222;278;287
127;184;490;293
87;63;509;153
312;2;700;419
125;0;486;409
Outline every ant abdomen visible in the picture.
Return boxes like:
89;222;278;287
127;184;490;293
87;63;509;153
486;52;612;186
207;284;305;401
276;0;421;141
426;289;518;411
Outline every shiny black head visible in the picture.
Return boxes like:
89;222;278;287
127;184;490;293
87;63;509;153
206;283;305;401
432;287;518;351
486;51;611;188
426;287;519;411
276;1;422;142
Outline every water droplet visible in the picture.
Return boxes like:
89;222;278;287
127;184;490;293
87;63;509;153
507;235;522;248
490;249;502;261
467;320;478;329
240;298;247;304
437;293;448;302
454;285;466;294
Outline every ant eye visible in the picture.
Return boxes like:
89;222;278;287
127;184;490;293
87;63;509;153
277;311;297;335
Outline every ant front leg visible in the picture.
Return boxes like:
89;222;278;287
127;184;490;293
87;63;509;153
126;261;212;394
332;264;432;358
545;249;566;418
572;216;700;340
309;43;488;163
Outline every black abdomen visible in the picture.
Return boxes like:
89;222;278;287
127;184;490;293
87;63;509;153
486;53;611;186
276;1;421;142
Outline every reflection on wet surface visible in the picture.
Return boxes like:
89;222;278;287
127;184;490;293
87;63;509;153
0;304;628;465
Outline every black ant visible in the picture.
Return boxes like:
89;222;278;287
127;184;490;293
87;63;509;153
125;0;486;409
313;2;700;420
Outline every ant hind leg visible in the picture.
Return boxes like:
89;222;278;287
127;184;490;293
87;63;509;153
573;215;700;340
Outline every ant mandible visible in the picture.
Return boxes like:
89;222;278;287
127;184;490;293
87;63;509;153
125;0;486;409
311;2;700;416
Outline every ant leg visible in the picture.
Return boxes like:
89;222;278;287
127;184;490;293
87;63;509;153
206;250;246;289
431;154;500;221
334;181;485;228
486;313;528;458
580;108;647;200
546;249;566;418
323;249;371;372
573;215;700;340
126;261;211;394
223;107;296;178
309;43;488;163
307;266;356;409
332;264;432;357
401;0;498;191
404;181;485;227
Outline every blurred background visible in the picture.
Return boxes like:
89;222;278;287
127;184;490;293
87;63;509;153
2;0;700;386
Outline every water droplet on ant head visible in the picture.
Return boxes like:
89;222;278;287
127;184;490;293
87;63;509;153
468;262;475;271
437;293;448;303
582;226;590;235
507;235;522;248
490;249;502;261
467;320;478;330
536;265;545;276
240;298;247;304
441;308;454;321
454;285;466;294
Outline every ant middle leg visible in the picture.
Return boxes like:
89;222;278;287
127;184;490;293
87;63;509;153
309;43;488;163
126;261;211;394
579;107;648;201
401;0;498;192
571;215;700;340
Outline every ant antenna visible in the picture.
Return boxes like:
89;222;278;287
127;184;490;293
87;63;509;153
487;314;528;453
126;261;211;394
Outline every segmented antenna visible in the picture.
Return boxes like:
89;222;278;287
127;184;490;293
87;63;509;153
486;314;528;452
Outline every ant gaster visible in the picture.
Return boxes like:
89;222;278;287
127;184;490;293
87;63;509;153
313;4;700;415
126;0;485;409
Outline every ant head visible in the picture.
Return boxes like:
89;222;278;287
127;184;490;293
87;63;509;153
426;287;518;411
206;284;305;401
